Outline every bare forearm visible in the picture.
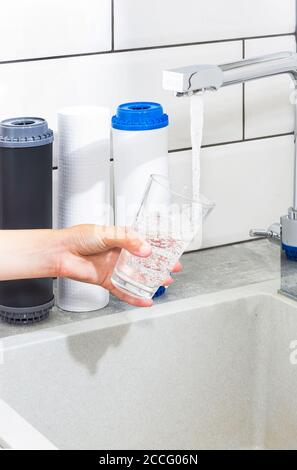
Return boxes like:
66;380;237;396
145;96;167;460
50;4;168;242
0;225;181;307
0;229;66;281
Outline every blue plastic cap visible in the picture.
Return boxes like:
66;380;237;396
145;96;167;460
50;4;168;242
112;102;169;131
153;286;166;298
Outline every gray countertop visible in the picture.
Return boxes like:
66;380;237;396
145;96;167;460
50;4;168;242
0;239;280;339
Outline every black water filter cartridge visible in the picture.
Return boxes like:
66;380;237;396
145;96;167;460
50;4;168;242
0;117;54;324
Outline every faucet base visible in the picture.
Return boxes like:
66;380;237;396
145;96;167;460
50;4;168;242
278;289;297;302
280;246;297;300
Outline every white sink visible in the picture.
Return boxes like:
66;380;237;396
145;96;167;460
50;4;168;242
1;280;297;450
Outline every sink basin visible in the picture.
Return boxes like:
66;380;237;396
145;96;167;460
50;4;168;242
1;280;297;450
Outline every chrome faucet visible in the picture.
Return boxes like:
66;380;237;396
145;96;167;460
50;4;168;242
163;51;297;300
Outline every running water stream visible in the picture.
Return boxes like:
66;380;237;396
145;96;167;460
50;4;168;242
190;93;204;247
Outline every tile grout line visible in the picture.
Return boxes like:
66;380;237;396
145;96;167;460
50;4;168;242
168;132;294;152
112;32;295;52
111;0;114;52
0;32;295;66
202;132;294;148
242;39;246;141
52;133;295;170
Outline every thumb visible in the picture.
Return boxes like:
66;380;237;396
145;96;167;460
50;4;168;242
96;226;152;257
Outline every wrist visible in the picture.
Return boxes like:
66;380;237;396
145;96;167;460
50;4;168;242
51;228;73;278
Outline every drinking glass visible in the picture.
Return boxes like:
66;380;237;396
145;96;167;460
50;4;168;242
111;174;214;299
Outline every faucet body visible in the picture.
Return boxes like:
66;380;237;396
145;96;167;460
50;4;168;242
163;51;297;92
163;51;297;301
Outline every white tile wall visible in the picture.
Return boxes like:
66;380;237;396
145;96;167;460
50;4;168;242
114;0;295;49
245;35;296;138
0;0;296;250
169;136;295;249
0;41;242;160
0;0;112;61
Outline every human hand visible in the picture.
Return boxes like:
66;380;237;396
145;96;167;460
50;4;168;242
57;225;182;307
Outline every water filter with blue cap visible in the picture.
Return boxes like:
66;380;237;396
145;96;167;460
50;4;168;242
112;102;169;298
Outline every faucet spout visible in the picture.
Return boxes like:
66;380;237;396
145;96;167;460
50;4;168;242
163;50;297;210
163;50;297;302
162;64;224;95
221;52;297;87
163;51;297;95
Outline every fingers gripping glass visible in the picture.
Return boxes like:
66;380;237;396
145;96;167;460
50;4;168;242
111;174;214;300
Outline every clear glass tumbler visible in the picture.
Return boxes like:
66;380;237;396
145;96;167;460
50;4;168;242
111;174;214;299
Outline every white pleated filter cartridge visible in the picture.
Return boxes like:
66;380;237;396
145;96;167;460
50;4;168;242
57;106;111;312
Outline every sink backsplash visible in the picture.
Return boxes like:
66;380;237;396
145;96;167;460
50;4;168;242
0;0;296;249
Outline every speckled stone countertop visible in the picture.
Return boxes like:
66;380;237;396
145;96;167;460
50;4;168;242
0;239;280;339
